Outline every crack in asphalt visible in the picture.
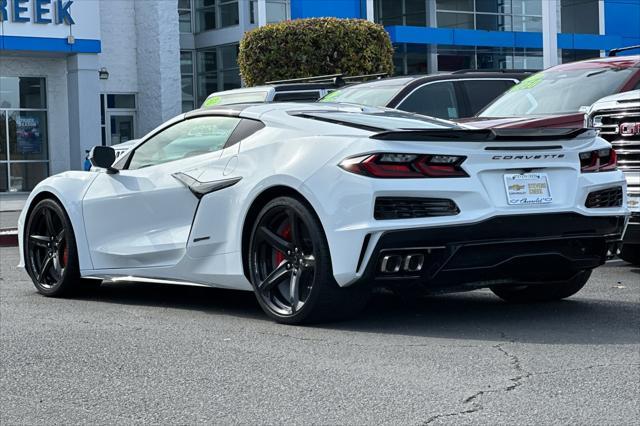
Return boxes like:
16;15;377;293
423;336;532;425
423;408;481;425
422;333;638;425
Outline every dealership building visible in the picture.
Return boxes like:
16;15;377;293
1;0;639;193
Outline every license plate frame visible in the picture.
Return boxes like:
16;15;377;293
504;173;553;205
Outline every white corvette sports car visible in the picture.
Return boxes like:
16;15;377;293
18;103;628;323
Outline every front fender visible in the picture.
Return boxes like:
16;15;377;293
18;171;99;271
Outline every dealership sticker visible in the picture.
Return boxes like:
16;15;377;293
504;173;553;205
509;73;544;92
203;96;222;107
321;90;342;102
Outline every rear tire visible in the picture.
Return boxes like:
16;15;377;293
248;196;370;324
619;244;640;266
24;198;100;297
490;270;591;303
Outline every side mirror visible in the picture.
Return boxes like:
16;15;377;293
88;146;118;174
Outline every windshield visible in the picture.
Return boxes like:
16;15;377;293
479;67;635;117
319;86;403;107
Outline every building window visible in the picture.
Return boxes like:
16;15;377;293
560;0;599;35
436;44;543;71
100;94;137;146
0;77;49;193
178;0;193;33
374;0;426;26
249;0;258;24
196;44;241;105
437;0;542;32
375;0;543;32
561;49;600;64
181;51;196;112
266;0;290;24
195;0;239;32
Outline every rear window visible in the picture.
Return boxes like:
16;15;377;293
294;109;460;131
273;91;322;102
319;86;403;107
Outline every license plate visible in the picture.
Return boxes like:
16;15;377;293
504;173;552;205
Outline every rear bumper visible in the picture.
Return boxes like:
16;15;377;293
355;213;626;291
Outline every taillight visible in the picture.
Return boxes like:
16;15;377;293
579;148;617;173
339;153;468;178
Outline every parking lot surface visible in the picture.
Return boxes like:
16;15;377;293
1;246;638;425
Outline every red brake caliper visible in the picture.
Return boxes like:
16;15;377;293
61;243;69;267
274;223;291;265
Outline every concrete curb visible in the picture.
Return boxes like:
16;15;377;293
0;228;18;247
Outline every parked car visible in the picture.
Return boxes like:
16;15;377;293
112;139;139;160
201;73;387;108
319;70;535;120
461;52;640;129
586;90;640;265
20;103;629;323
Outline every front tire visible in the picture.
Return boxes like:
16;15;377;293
490;270;591;303
24;198;99;297
619;244;640;266
248;196;369;324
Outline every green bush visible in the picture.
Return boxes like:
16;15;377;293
238;18;394;87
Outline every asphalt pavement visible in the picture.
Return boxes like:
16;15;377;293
1;246;639;425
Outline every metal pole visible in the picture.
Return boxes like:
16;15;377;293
542;0;559;68
258;0;267;27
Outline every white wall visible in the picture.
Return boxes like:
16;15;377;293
134;0;182;137
0;56;71;175
98;0;139;94
99;0;182;138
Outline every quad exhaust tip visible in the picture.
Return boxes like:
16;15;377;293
380;254;424;274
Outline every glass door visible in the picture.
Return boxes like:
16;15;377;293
108;113;136;145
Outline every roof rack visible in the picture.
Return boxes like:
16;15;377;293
266;72;388;86
608;45;640;57
451;69;538;74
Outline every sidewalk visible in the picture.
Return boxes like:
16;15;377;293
0;193;28;213
0;193;28;246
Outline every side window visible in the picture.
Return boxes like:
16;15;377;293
397;82;460;119
460;80;514;116
272;91;322;102
127;116;241;170
225;119;265;148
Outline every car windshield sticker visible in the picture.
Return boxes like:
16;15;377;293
509;73;544;92
321;90;342;102
203;96;222;107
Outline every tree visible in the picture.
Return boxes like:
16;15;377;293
238;18;394;87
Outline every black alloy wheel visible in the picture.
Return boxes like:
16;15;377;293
25;199;98;296
248;197;369;324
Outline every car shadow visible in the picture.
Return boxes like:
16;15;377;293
72;280;640;346
326;289;640;345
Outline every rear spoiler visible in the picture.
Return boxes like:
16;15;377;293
370;128;595;142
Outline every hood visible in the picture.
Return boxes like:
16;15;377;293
457;112;586;129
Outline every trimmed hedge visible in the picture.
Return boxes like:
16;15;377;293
238;18;394;87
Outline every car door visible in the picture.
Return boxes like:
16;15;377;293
82;115;242;270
